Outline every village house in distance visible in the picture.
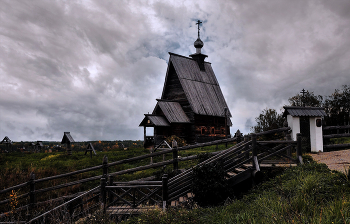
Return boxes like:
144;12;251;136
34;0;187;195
140;20;232;147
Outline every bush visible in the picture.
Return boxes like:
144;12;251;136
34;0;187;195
165;135;186;147
192;161;231;207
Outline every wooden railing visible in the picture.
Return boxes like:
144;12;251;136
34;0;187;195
0;128;303;222
0;136;240;222
323;125;350;150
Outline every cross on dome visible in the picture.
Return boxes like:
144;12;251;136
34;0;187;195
196;20;202;38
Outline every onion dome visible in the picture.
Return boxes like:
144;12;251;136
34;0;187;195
194;37;204;49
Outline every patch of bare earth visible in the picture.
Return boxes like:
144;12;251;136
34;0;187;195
310;149;350;173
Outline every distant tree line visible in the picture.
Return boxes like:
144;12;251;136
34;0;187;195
0;140;144;153
252;85;350;133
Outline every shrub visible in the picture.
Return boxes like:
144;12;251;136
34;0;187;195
192;161;231;207
165;135;186;147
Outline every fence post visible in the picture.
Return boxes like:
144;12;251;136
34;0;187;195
102;155;108;176
29;172;36;206
100;176;107;214
244;135;249;159
162;174;168;212
251;134;260;171
101;156;108;213
297;133;303;164
172;140;178;172
150;147;153;164
108;175;114;204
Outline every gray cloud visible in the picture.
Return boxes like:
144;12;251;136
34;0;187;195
1;0;350;141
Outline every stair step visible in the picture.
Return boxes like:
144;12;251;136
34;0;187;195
241;164;249;169
227;172;237;177
179;196;188;202
171;201;179;206
235;167;246;172
187;192;194;198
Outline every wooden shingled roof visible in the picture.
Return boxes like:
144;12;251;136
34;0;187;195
155;100;190;123
162;53;232;118
139;115;170;127
61;132;75;144
283;106;327;117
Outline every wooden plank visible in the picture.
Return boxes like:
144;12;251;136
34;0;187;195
257;144;296;161
228;168;252;185
257;140;296;144
109;160;175;177
110;181;162;185
323;133;350;139
324;143;350;149
258;145;292;163
323;125;350;130
108;148;173;167
0;182;28;195
35;165;103;183
35;175;102;194
255;127;291;136
106;185;161;189
106;206;159;215
0;193;29;206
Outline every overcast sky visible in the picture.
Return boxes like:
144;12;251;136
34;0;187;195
1;0;350;142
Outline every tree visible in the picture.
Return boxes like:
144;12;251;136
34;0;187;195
288;91;323;107
251;108;284;133
324;85;350;127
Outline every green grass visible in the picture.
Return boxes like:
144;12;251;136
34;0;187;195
0;143;235;209
123;159;350;224
330;137;350;145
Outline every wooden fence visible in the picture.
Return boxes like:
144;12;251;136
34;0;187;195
0;127;302;223
323;125;350;151
0;136;240;222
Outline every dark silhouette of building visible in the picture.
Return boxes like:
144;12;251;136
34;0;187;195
140;20;232;147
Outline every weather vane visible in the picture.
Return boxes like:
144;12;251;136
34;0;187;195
196;20;202;38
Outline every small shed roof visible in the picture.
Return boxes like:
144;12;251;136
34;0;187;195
61;132;75;144
156;101;190;123
283;106;327;117
139;115;170;127
1;136;12;144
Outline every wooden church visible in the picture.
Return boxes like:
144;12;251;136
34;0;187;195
140;21;232;147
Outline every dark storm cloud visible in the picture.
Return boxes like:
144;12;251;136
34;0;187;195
1;0;350;141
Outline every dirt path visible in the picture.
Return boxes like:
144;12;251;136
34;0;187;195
310;149;350;173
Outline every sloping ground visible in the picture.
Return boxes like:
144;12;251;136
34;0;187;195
122;161;350;224
310;149;350;173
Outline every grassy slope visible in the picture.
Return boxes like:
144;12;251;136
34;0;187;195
123;158;350;224
0;143;231;200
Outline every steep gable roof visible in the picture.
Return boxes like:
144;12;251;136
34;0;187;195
1;136;12;144
61;132;75;144
162;53;231;117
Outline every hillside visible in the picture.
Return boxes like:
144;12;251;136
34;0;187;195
123;157;350;224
